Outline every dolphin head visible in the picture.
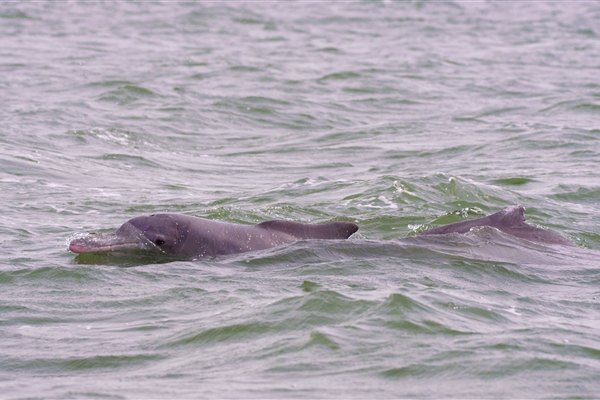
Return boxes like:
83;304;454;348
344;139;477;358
69;214;188;255
126;214;187;254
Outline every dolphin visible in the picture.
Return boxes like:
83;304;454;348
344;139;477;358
69;214;359;258
68;206;575;259
419;205;575;246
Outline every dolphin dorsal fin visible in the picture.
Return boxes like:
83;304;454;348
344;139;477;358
421;205;526;236
420;205;575;246
490;205;526;227
256;220;358;240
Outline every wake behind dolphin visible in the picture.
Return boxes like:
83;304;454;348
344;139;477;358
68;206;575;259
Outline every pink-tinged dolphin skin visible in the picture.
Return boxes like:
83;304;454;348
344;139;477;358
69;214;359;258
419;205;576;246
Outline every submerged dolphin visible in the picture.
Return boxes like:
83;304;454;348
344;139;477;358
69;214;359;258
419;205;575;246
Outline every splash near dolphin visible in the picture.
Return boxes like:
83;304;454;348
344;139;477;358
69;214;359;258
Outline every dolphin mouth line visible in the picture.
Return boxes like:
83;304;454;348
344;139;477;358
68;223;158;254
69;239;149;254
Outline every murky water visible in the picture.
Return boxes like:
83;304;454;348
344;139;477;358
2;1;600;398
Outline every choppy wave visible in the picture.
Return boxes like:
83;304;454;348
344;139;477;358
2;1;600;398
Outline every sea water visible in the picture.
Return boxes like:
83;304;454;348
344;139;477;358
1;1;600;398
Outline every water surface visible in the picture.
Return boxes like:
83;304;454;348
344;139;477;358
1;1;600;398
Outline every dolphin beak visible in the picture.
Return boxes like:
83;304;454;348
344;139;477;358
69;222;153;254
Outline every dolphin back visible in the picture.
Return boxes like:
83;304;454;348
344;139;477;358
256;220;359;240
420;206;575;246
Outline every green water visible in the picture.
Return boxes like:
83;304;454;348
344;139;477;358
1;1;600;398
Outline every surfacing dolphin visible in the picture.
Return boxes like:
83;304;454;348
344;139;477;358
420;205;575;247
69;214;359;258
68;206;574;259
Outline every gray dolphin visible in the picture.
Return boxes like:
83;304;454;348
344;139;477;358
69;214;359;258
419;205;575;246
69;206;574;259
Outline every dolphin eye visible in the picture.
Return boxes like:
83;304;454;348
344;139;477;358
155;238;165;246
